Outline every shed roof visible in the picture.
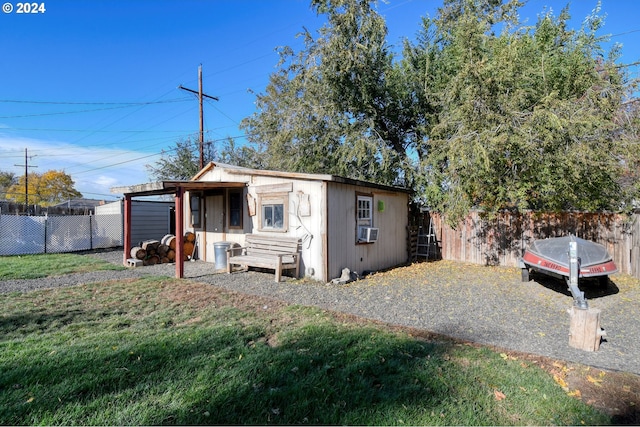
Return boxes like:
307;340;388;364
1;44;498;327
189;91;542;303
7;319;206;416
111;162;410;197
197;162;411;193
110;180;246;197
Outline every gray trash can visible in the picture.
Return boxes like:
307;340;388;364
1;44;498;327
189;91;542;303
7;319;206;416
214;241;237;270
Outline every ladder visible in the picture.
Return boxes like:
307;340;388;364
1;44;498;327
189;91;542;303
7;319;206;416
416;216;437;260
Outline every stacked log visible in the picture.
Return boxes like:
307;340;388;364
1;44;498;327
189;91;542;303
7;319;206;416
142;240;160;253
140;240;159;265
183;232;195;261
130;246;146;260
127;232;197;266
145;255;160;266
161;234;176;250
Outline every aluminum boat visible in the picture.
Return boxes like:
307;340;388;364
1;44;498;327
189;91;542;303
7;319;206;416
519;235;617;283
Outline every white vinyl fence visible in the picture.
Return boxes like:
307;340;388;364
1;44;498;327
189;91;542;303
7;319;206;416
0;214;122;256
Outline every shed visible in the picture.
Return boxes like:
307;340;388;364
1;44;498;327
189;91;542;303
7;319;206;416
111;162;411;282
96;199;175;245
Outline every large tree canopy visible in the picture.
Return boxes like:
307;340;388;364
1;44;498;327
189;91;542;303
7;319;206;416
414;0;638;223
232;0;639;225
239;0;421;186
5;170;82;207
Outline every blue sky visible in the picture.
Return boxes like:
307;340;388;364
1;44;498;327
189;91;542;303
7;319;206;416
1;0;638;200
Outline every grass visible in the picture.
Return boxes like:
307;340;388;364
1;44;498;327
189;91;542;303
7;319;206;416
0;253;612;425
0;253;125;280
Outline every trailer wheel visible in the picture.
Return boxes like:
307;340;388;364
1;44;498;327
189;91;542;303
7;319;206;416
521;268;530;282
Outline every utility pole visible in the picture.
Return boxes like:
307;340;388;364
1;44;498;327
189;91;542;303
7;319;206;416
14;148;37;214
178;65;219;170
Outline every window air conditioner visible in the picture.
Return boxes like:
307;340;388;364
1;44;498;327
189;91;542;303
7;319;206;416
358;226;379;243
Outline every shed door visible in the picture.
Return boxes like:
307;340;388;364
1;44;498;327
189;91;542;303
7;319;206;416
205;195;225;262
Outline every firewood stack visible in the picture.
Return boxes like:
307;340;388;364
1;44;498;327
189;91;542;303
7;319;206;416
129;232;196;265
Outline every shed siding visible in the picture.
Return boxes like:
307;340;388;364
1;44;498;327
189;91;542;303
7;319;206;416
98;200;173;244
193;168;327;280
326;182;409;280
129;201;172;244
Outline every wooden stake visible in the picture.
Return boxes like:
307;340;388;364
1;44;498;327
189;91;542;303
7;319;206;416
568;307;605;351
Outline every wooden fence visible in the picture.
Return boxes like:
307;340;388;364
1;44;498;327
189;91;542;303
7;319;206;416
422;210;640;279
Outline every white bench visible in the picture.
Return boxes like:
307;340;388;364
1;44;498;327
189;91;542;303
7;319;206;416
227;234;301;282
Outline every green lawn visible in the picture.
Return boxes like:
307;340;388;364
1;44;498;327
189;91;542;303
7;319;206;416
0;256;611;425
0;253;124;280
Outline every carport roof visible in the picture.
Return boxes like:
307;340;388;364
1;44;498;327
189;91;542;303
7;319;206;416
110;180;246;197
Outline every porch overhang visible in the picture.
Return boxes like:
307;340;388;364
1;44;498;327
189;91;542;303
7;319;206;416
110;180;247;279
111;180;246;197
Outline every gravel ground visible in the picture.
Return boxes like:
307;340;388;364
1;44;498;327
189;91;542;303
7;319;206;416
2;248;639;376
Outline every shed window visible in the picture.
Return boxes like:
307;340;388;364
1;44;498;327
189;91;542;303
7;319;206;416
258;194;288;232
356;193;374;243
357;194;373;226
189;193;202;228
228;189;243;229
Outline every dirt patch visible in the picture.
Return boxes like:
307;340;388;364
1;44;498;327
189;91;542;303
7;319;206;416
159;280;287;312
563;364;640;424
496;350;640;424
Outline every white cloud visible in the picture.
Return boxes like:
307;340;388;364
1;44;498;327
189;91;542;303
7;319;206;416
0;134;159;200
94;175;118;187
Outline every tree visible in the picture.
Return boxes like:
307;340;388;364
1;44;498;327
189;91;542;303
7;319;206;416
407;0;638;224
218;137;265;169
5;170;82;207
146;137;215;181
239;0;421;186
0;171;17;198
236;0;638;225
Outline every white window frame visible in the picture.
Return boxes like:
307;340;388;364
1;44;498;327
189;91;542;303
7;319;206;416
356;193;373;243
357;194;373;227
258;193;288;232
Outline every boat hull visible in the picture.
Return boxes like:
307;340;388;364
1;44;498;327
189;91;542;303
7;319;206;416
521;235;617;279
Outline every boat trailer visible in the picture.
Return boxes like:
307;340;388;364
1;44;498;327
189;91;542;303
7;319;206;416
520;235;617;310
567;240;588;309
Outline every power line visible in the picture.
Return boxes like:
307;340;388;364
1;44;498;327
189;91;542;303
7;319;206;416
70;133;251;177
61;134;198;172
610;29;640;38
66;88;193;146
0;98;191;105
1;127;192;133
71;149;166;176
0;98;192;119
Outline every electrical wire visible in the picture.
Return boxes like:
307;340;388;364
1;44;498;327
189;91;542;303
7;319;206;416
0;101;189;119
0;127;194;133
0;98;190;105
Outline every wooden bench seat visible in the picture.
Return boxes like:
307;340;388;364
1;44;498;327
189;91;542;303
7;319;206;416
227;234;301;282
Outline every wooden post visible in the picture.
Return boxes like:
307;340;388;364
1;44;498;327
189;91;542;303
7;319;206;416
123;195;132;266
568;307;605;351
175;186;184;279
